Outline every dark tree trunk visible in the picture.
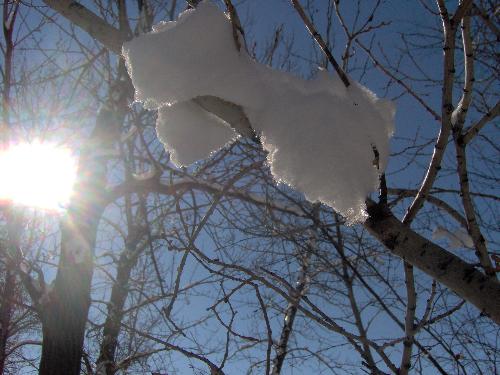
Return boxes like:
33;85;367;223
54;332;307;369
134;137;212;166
0;269;16;374
38;274;91;375
38;180;103;375
38;102;122;375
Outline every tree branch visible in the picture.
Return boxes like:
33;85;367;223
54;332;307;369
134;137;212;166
364;200;500;323
42;1;125;54
290;0;350;87
402;0;458;224
463;100;500;144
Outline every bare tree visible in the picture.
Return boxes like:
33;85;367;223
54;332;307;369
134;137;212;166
0;1;498;374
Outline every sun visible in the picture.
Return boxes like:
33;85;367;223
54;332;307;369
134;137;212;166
0;141;77;211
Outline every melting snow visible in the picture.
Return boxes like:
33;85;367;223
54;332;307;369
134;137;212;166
122;1;395;222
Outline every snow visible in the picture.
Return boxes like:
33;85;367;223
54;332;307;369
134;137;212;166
157;101;237;166
433;226;474;249
122;1;395;222
132;166;157;181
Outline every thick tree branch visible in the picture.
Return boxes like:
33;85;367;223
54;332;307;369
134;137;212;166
42;0;125;54
452;0;473;25
364;200;500;323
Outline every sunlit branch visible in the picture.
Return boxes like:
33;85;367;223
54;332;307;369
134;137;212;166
401;0;469;224
451;12;474;128
223;0;246;52
42;0;125;54
451;13;495;278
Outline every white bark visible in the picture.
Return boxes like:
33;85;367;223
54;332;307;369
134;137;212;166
365;201;500;323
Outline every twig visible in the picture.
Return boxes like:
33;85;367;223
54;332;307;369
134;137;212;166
401;0;466;224
472;3;500;40
254;285;273;375
463;100;500;144
399;263;416;375
388;188;468;229
290;0;350;87
451;13;474;129
223;0;246;52
356;40;441;122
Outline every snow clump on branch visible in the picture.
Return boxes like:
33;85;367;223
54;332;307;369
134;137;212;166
122;0;395;223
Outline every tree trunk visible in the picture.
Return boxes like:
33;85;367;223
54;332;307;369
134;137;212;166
38;268;91;375
38;104;121;375
0;269;15;374
96;239;140;374
38;179;103;375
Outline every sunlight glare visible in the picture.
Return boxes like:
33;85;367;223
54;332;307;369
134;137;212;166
0;141;77;211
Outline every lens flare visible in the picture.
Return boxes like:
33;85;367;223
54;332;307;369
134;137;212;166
0;141;77;211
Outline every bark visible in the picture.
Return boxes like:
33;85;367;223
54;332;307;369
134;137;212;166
2;0;18;140
42;0;124;54
38;261;93;375
364;200;500;324
38;105;121;375
402;0;459;224
271;252;310;375
1;5;19;370
38;162;104;375
0;269;15;374
96;238;141;375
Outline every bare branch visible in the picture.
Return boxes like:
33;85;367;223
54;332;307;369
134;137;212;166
402;0;459;224
365;200;500;323
463;100;500;144
399;263;417;375
451;12;474;128
42;0;125;54
388;188;468;229
472;2;500;40
289;0;350;87
223;0;246;52
356;40;441;122
451;13;496;278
